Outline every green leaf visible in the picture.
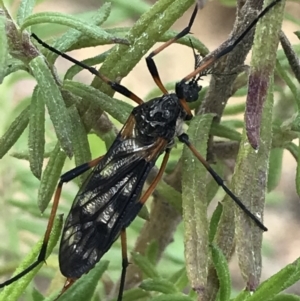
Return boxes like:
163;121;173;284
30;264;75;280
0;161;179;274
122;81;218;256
267;148;284;192
64;80;133;124
2;58;28;79
29;55;73;157
55;261;109;301
9;199;49;219
234;79;275;286
285;142;298;161
209;203;223;243
68;105;91;184
113;287;149;301
182;114;214;292
210;244;231;301
131;252;159;279
224;103;246;115
140;278;178;294
232;87;248;98
0;15;8;83
0;106;30;158
11;142;55;160
150;293;194;301
269;294;300;301
64;50;110;80
155;177;182;213
16;0;35;27
233;290;251;301
246;0;284;149
211;123;242;141
145;241;159;265
221;120;244;129
46;3;113;64
28;85;45;179
275;60;300;121
206;161;224;204
218;0;237;7
247;259;300;301
93;0;195;94
168;267;189;292
110;0;151;16
296;136;300;196
22;12;116;42
0;215;63;301
137;205;150;221
37;142;66;212
32;287;44;301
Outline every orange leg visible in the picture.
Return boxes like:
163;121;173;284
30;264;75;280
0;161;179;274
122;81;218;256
0;156;103;288
116;149;170;300
145;5;199;94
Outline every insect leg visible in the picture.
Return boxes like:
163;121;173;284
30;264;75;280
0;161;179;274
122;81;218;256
116;149;170;300
178;133;268;231
31;34;144;105
118;230;128;301
140;149;170;205
145;5;198;94
0;156;103;287
181;0;282;82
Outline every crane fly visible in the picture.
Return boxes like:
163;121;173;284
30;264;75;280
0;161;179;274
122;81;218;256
0;0;282;300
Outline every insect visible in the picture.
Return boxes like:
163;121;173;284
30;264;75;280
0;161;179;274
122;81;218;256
0;0;281;300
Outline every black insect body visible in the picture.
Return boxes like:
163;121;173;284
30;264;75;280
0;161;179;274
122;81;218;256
59;94;189;279
133;95;189;141
0;0;282;300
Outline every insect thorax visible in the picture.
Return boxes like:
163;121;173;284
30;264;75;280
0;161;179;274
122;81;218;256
132;94;185;143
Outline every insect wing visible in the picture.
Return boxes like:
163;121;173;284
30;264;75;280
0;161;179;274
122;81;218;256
59;135;157;278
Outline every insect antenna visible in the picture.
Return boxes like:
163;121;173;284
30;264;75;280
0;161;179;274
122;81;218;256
31;33;144;105
181;0;282;82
